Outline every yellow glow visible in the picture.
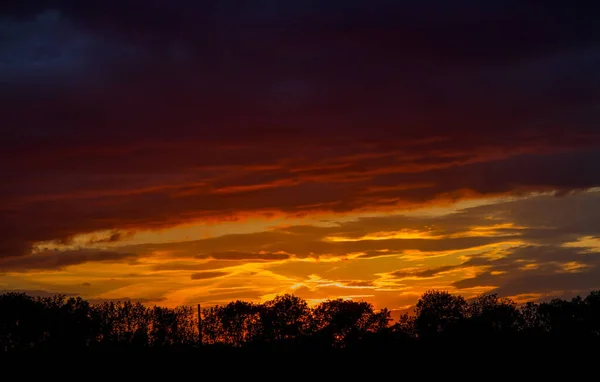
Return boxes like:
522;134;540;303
324;229;440;242
561;261;588;273
563;236;600;252
450;223;528;238
11;191;596;311
519;263;539;270
324;223;527;243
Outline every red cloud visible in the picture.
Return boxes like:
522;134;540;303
2;1;600;260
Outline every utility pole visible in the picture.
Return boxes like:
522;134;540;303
197;304;203;347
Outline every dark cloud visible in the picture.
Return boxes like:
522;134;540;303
95;191;600;263
152;261;234;272
86;231;134;245
471;192;600;245
0;249;136;272
1;1;600;259
453;245;600;297
190;271;229;280
3;190;600;306
4;191;600;279
340;280;375;287
391;264;461;279
357;251;400;259
122;230;511;261
204;251;290;261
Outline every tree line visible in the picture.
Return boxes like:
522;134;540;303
2;290;600;353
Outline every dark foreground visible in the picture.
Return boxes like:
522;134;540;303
3;290;600;359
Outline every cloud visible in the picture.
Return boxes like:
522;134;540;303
204;251;291;261
86;231;134;245
1;1;600;259
0;249;137;272
152;261;235;272
2;2;600;308
453;245;600;297
190;271;229;280
340;280;375;287
119;228;514;262
391;264;462;279
3;191;600;307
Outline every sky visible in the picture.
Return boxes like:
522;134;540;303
2;1;600;314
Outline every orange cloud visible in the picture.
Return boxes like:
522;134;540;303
190;271;230;280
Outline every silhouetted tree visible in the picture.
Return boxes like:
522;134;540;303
151;306;179;348
259;294;311;343
0;293;45;351
467;293;520;336
312;299;390;347
391;313;417;340
39;296;96;350
202;301;260;346
414;290;467;337
201;306;223;345
537;297;587;338
584;290;600;336
520;301;545;334
4;289;600;353
95;301;150;348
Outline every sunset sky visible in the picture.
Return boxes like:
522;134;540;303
2;1;600;315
